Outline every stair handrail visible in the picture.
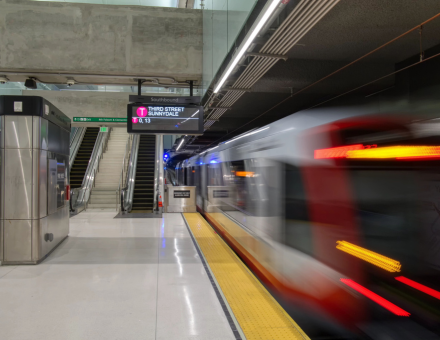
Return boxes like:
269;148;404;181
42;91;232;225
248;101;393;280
117;134;133;212
70;128;112;213
121;134;140;213
69;127;86;172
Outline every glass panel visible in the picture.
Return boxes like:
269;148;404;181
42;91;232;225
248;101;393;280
212;0;228;85
33;0;180;7
202;0;214;95
227;0;256;52
202;0;257;95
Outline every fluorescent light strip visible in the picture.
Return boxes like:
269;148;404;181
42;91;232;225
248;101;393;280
213;0;282;93
225;126;269;144
176;138;185;151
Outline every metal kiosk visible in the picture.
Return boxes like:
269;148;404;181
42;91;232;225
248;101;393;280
0;96;70;265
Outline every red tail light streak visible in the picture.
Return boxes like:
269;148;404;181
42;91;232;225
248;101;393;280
314;144;364;159
340;278;410;317
395;276;440;300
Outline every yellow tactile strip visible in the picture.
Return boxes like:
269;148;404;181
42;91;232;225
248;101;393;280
183;213;310;340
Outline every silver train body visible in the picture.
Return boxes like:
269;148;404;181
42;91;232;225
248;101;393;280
175;109;440;338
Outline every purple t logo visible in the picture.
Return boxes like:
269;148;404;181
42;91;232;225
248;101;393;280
137;107;148;117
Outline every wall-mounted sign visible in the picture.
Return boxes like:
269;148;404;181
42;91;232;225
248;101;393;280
174;190;191;198
73;117;127;123
127;103;203;135
213;190;229;198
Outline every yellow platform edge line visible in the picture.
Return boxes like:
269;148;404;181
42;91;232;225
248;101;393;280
183;212;310;340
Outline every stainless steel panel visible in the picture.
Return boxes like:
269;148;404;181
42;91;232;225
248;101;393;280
46;205;69;254
166;186;196;213
32;149;38;219
0;220;3;262
39;150;47;218
32;116;48;151
40;216;49;257
4;116;33;149
31;218;40;262
32;116;40;150
48;158;57;215
32;150;48;219
4;149;33;219
0;148;3;220
0;116;4;149
4;219;32;263
31;217;48;262
41;118;48;150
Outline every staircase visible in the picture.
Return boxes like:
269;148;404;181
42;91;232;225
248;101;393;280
87;128;131;211
131;135;156;213
70;127;99;189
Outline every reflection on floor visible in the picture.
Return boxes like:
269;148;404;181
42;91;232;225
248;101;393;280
0;212;235;340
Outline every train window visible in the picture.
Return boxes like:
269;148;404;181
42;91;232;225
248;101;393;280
284;164;313;255
207;163;223;186
349;169;417;266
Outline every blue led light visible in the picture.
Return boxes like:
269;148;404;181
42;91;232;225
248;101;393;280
210;160;218;164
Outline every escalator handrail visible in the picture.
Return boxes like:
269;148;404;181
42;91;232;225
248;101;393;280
69;127;86;172
121;134;139;212
117;134;133;212
70;128;111;212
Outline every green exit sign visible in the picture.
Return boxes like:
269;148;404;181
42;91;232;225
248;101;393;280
73;117;127;123
100;127;108;132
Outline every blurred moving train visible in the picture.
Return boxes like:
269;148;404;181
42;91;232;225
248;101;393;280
174;110;440;339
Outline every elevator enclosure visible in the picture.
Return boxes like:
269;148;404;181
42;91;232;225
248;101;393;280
0;96;70;264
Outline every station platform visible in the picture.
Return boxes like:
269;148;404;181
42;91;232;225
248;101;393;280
0;212;308;340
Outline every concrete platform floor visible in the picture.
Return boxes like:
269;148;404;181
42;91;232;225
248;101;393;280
0;212;235;340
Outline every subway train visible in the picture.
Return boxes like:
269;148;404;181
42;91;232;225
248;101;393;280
175;110;440;339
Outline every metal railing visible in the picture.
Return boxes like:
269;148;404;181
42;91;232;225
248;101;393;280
120;134;140;213
153;135;164;212
116;134;133;212
69;127;86;172
70;128;112;214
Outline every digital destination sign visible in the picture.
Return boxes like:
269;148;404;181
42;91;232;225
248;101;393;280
127;103;203;135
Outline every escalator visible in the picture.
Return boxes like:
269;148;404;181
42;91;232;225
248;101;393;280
70;127;100;188
131;135;156;212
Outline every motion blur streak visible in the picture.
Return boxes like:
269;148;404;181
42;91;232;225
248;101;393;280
235;171;255;177
340;279;410;317
336;241;402;272
395;276;440;300
314;144;364;159
347;145;440;159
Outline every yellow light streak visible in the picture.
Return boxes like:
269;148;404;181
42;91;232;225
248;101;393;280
236;171;255;177
336;241;401;272
346;145;440;159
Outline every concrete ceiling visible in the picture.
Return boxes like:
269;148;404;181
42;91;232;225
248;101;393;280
186;0;440;152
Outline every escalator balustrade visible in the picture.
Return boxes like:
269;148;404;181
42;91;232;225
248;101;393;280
70;127;99;189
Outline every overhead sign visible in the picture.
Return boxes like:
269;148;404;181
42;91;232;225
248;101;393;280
127;103;203;135
73;117;127;123
129;95;201;105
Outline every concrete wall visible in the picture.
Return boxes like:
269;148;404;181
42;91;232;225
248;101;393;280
23;90;129;122
0;0;202;80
